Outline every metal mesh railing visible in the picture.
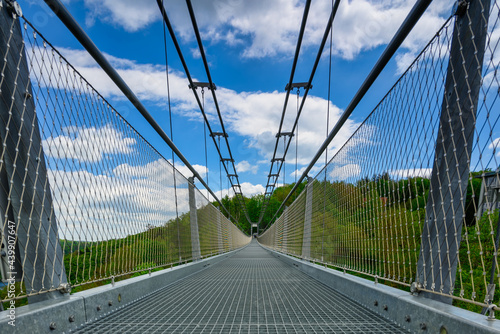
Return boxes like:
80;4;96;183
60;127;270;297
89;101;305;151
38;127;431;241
0;12;249;304
260;0;500;314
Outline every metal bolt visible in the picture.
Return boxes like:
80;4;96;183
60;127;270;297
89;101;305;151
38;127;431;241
420;323;427;330
59;283;71;294
374;301;378;306
49;322;57;330
405;315;411;322
97;305;102;311
452;0;468;17
108;300;113;306
68;315;75;323
6;1;22;17
383;305;388;311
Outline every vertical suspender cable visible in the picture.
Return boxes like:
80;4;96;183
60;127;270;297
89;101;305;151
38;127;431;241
283;136;286;187
259;0;339;228
296;89;299;185
218;136;222;198
161;0;181;260
322;0;334;262
202;88;209;198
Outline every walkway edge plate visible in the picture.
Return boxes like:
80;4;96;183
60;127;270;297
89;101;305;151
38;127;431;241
0;247;246;333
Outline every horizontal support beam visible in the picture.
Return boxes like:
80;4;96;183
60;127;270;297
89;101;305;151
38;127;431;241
188;81;217;90
210;132;228;138
276;132;294;138
285;82;312;91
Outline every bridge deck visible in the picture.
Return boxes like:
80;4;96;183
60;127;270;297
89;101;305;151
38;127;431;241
75;242;406;333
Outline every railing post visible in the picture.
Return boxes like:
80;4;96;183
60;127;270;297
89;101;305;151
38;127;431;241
0;0;68;303
228;222;233;250
188;177;201;260
416;0;490;303
282;208;288;253
302;177;313;259
217;210;223;254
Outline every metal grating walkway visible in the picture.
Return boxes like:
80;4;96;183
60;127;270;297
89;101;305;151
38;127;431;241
75;241;407;333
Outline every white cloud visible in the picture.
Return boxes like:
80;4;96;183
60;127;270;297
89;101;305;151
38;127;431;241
75;0;449;61
236;160;258;174
82;0;160;32
213;181;265;200
289;165;323;181
490;137;500;157
328;163;362;181
240;182;265;197
174;162;208;180
32;47;362;172
389;168;432;179
49;162;190;241
49;156;218;241
483;5;500;90
43;125;136;162
28;45;205;121
217;89;360;166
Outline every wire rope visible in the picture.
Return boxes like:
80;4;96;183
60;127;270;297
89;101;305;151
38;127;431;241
202;88;209;198
296;88;300;185
161;0;181;260
322;0;335;263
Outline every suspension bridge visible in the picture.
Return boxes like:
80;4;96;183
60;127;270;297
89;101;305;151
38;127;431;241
1;0;500;332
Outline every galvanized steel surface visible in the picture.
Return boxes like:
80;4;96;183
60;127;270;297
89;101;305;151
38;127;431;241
74;241;406;333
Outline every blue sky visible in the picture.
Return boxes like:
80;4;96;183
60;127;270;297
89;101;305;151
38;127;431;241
18;0;452;200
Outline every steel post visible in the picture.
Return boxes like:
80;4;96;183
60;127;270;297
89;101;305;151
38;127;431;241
217;211;223;254
283;209;288;254
416;0;491;303
302;177;313;259
0;0;67;303
188;177;201;260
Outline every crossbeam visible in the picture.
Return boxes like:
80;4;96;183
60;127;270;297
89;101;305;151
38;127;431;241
285;82;312;91
276;132;294;138
210;132;228;138
189;81;217;90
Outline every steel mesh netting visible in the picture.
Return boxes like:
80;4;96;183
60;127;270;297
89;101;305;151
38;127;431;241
0;15;249;303
260;0;500;312
259;187;306;257
196;194;250;257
